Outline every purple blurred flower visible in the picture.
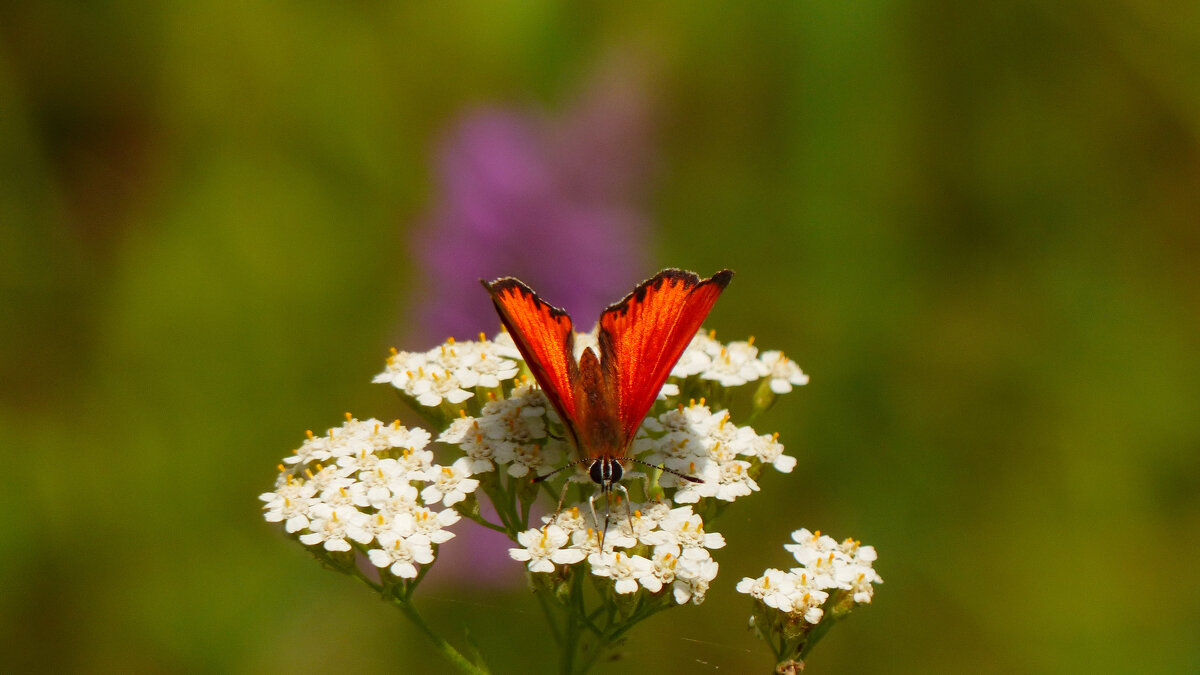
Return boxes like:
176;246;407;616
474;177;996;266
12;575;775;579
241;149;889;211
408;70;656;585
410;71;654;345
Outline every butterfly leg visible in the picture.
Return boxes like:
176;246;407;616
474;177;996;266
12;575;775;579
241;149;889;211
588;487;611;551
636;471;654;502
613;482;636;538
544;477;573;533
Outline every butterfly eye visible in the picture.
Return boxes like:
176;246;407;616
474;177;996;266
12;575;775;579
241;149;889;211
588;460;605;485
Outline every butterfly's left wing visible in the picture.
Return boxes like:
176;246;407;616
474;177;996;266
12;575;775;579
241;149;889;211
598;269;733;447
482;278;580;447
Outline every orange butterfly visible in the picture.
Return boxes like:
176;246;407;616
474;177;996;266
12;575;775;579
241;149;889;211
482;268;733;534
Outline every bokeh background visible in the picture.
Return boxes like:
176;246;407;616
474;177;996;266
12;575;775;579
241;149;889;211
3;2;1199;673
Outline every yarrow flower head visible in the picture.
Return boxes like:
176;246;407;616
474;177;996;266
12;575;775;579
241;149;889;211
260;414;478;584
738;528;883;671
372;334;522;408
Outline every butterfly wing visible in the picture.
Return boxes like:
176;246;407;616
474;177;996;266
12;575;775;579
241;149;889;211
598;269;733;447
481;278;580;446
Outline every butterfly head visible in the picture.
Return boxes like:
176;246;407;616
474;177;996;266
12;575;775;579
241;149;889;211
588;456;623;489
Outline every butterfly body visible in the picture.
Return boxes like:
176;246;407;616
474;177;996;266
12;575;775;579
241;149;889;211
482;268;732;496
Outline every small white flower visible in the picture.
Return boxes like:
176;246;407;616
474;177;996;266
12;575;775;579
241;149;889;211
360;511;402;542
745;432;795;473
335;447;382;478
462;338;520;388
438;415;477;444
700;410;753;449
355;460;406;505
299;504;372;552
509;526;586;573
425;338;474;373
495;442;562;478
712;460;759;501
365;419;412;452
759;350;809;394
657;455;721;501
544;505;587;534
411;506;460;544
788;571;831;624
700;339;767;387
419;458;480;507
317;484;369;510
640;506;725;552
460;434;506;474
647;544;681;590
844;564;883;604
260;478;316;533
647;400;718;435
390;445;435;478
736;568;800;612
374;482;420;515
373;349;430;390
589;551;657;594
367;532;435;579
830;538;883;602
303;465;353;493
785;528;842;568
476;385;549;443
284;430;332;466
570;527;606;560
619;507;661;544
408;366;474;407
637;432;697;466
673;553;719;605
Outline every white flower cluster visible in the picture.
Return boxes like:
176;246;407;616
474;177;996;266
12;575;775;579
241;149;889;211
510;502;724;604
436;383;565;477
635;401;796;503
671;330;810;392
373;333;522;407
737;528;882;625
260;416;480;579
274;327;809;602
374;329;807;409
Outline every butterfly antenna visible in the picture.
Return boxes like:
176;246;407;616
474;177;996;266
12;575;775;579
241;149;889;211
624;458;704;483
531;458;589;484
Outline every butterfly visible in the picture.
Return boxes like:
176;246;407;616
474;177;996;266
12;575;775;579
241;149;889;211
482;268;733;539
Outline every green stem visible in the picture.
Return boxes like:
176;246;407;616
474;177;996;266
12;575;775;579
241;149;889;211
561;606;579;675
317;549;486;675
460;510;511;534
561;570;585;675
798;614;836;660
533;585;564;647
519;485;534;528
390;596;490;675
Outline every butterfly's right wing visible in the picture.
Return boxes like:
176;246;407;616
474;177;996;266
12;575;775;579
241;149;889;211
598;269;733;448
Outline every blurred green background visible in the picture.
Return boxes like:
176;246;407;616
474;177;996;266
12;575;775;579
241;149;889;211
3;2;1199;673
